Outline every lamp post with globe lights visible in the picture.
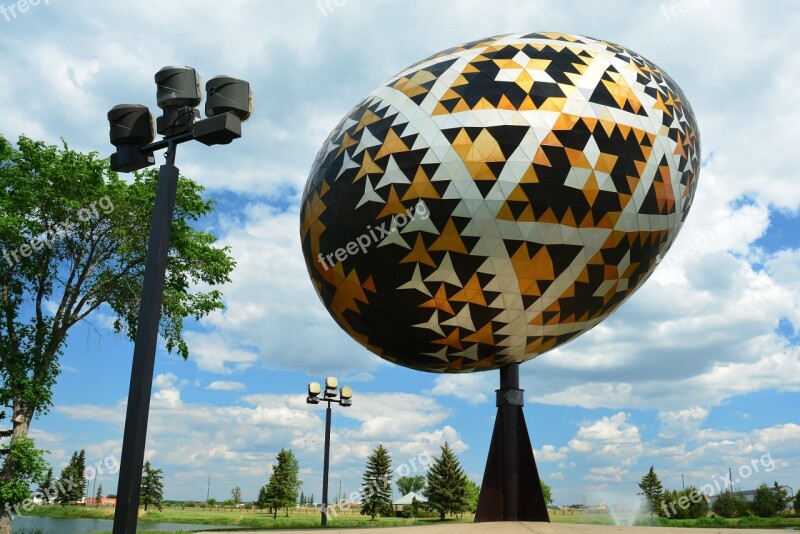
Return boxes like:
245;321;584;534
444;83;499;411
107;66;252;534
307;377;352;526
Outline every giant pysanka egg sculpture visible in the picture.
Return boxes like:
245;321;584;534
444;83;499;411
300;32;700;373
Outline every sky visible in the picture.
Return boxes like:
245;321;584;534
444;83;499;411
1;0;799;508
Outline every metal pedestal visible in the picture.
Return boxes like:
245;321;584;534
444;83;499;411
474;363;549;522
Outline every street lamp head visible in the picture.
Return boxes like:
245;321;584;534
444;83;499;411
324;377;338;398
308;382;321;397
205;76;252;122
107;104;156;172
340;386;353;406
154;66;202;137
154;66;202;109
108;104;154;147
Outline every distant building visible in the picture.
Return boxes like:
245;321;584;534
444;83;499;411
84;497;117;506
392;491;427;516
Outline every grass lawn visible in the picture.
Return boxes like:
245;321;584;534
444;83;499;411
24;504;472;532
23;505;800;531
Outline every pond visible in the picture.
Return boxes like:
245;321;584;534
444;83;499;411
13;515;240;533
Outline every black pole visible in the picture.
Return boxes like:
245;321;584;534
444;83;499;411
321;403;332;526
500;364;520;519
112;144;181;534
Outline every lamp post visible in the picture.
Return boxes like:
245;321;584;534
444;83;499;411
107;65;252;534
307;377;352;526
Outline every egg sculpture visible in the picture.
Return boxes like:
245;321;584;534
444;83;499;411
300;32;700;373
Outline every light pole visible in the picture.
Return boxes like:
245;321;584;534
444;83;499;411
107;66;252;534
307;377;352;526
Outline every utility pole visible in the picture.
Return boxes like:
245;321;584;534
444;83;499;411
207;476;211;504
681;474;685;491
728;467;733;493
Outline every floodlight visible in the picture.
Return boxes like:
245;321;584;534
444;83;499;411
307;396;320;405
340;386;353;406
308;382;321;397
205;76;253;121
107;104;154;147
324;376;338;397
154;66;202;136
154;66;202;109
107;104;156;172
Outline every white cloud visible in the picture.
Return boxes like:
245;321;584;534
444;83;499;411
207;381;247;391
428;373;494;405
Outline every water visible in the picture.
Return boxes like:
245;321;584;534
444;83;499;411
593;491;647;526
13;515;239;533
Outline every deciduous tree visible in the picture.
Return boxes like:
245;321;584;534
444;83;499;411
0;135;234;534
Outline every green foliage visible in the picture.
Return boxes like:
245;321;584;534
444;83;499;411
56;449;86;504
660;486;708;519
0;436;48;510
541;480;552;506
95;483;103;504
464;479;479;513
751;483;777;517
424;442;470;520
772;481;788;514
263;448;301;518
230;486;242;505
360;444;393;519
712;490;750;518
637;466;664;515
140;461;164;512
35;468;55;504
0;134;234;422
401;496;421;518
396;475;425;496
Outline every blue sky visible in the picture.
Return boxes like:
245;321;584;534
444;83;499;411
1;0;799;507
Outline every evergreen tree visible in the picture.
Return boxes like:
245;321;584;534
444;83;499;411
793;491;800;513
772;482;788;514
264;448;301;518
637;466;664;516
140;461;164;512
424;442;470;520
359;444;393;519
712;490;750;517
56;450;86;504
257;484;270;510
95;483;103;505
299;491;305;506
751;483;777;517
660;487;707;519
36;468;55;504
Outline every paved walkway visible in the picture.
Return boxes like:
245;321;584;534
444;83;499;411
210;522;784;534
